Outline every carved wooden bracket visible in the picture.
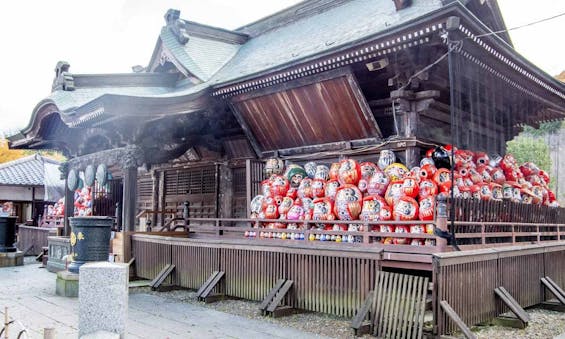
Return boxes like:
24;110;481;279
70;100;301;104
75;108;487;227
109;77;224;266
67;145;145;171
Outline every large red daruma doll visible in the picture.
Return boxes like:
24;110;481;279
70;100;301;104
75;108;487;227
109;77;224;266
333;184;363;220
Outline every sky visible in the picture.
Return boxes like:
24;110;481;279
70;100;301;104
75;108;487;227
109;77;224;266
0;0;563;134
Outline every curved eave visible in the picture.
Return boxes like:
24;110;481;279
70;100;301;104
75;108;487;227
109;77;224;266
65;84;213;128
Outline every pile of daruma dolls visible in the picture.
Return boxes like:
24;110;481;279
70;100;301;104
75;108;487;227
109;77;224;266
247;146;558;245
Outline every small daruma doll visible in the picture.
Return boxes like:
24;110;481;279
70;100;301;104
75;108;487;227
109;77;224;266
401;176;419;198
418;179;438;199
297;178;314;199
419;196;435;221
285;165;307;188
334;184;363;221
311;179;326;198
324;179;340;200
367;171;390;196
358;162;379;193
337;158;361;185
393;196;419;221
384;180;404;206
360;195;387;222
384;163;409;182
312;198;335;228
270;175;290;196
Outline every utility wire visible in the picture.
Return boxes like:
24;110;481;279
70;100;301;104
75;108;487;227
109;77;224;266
467;11;565;39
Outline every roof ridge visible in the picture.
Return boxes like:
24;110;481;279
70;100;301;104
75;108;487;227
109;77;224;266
235;0;353;37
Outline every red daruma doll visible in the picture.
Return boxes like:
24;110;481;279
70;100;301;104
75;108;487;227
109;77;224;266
312;198;335;228
393;196;419;222
419;196;435;221
334;184;362;221
311;179;326;198
360;195;387;222
337;159;361;185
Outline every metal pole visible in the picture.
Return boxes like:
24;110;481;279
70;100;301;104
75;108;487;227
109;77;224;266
447;31;460;251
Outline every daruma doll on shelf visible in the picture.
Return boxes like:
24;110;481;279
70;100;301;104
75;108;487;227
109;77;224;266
367;171;390;196
334;184;362;220
393;196;419;221
360;195;387;222
312;198;335;228
337;159;361;185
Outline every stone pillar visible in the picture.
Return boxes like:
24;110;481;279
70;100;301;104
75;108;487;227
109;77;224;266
79;262;128;338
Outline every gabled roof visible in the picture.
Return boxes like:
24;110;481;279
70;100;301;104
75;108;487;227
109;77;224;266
207;0;444;85
0;154;60;186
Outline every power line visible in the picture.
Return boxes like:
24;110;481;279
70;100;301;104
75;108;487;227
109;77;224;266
468;11;565;39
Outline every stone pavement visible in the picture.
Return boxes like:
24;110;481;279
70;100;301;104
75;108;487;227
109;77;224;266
0;259;329;339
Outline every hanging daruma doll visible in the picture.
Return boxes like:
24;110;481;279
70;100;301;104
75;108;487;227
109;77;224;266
334;184;363;220
337;158;361;185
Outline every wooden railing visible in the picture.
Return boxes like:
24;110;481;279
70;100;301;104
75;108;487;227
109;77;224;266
433;243;565;335
131;233;381;317
17;225;62;255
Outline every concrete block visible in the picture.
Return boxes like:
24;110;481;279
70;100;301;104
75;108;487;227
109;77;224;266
0;251;24;267
80;330;120;339
79;262;128;338
56;270;79;297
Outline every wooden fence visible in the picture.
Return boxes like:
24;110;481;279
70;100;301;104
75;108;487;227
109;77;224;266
17;225;61;255
131;234;381;317
433;243;565;335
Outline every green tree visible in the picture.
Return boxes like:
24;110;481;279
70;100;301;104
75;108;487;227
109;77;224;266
506;136;551;174
522;121;563;137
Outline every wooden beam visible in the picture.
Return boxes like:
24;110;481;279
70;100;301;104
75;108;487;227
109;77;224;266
439;300;477;339
228;102;262;157
494;287;530;325
150;264;175;290
345;72;383;138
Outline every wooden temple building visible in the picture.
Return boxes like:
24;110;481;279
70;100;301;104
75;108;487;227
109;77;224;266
9;0;565;336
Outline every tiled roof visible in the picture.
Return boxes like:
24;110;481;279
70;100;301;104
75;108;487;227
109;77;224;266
209;0;443;85
0;154;61;186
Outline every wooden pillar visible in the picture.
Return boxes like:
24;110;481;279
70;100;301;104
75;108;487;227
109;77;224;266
31;187;36;225
158;170;165;227
151;170;159;227
122;167;137;232
60;163;75;236
218;164;233;218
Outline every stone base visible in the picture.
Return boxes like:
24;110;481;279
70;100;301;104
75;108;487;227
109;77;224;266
0;251;24;267
56;271;79;297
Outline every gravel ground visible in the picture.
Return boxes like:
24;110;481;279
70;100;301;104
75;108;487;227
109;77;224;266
131;287;565;339
130;287;368;339
464;309;565;339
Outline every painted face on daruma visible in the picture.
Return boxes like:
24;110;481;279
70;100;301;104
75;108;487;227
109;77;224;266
325;180;340;200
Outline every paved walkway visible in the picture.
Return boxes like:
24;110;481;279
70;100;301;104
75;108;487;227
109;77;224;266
0;260;328;339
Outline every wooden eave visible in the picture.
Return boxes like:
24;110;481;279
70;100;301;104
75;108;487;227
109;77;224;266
213;3;564;117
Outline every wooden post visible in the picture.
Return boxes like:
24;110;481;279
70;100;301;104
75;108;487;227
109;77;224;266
151;170;159;227
435;195;448;251
122;167;137;232
218;164;233;218
64;172;74;237
31;186;36;225
158;170;165;227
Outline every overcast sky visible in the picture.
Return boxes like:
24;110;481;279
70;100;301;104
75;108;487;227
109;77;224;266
0;0;563;134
